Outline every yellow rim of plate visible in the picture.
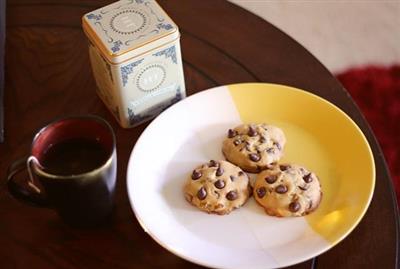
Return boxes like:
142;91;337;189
227;83;375;246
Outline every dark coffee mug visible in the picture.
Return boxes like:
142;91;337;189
7;115;117;227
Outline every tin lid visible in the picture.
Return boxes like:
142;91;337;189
82;0;179;64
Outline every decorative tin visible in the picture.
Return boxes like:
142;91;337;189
82;0;186;128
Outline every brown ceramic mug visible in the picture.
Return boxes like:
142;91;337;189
6;115;117;227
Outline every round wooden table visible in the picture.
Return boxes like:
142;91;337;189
1;1;398;268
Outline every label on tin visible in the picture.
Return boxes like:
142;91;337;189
120;43;184;126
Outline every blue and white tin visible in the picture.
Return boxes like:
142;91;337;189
82;0;186;128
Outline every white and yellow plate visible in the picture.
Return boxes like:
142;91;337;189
127;83;375;269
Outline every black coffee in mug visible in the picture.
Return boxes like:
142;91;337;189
42;138;109;175
7;115;117;227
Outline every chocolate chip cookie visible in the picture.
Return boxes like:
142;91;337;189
222;123;286;173
184;160;251;215
254;164;322;217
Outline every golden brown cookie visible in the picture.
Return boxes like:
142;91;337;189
222;123;286;173
184;160;251;215
254;164;322;217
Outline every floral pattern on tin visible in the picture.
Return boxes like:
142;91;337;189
156;23;173;31
87;13;103;21
153;45;177;64
110;40;123;53
121;58;145;87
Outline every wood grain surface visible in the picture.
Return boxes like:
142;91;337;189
0;0;5;142
0;1;398;268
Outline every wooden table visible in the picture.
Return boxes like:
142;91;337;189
0;0;4;142
1;1;398;268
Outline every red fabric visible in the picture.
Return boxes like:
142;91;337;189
336;65;400;205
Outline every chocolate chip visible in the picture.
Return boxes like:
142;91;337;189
308;201;313;209
274;142;282;150
280;164;290;171
248;126;258;137
216;167;224;176
265;175;278;184
226;191;238;201
233;140;241;146
303;173;313;183
209;160;218;167
289;201;301;212
266;148;275;153
260;137;267;143
299;185;308;191
228;129;237;138
197;187;207;200
249;153;261;162
230;175;236;182
238;171;244;176
214;180;225;189
256;187;266;198
191;170;202;180
275;185;288;194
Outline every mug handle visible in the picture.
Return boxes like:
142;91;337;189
7;156;49;207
